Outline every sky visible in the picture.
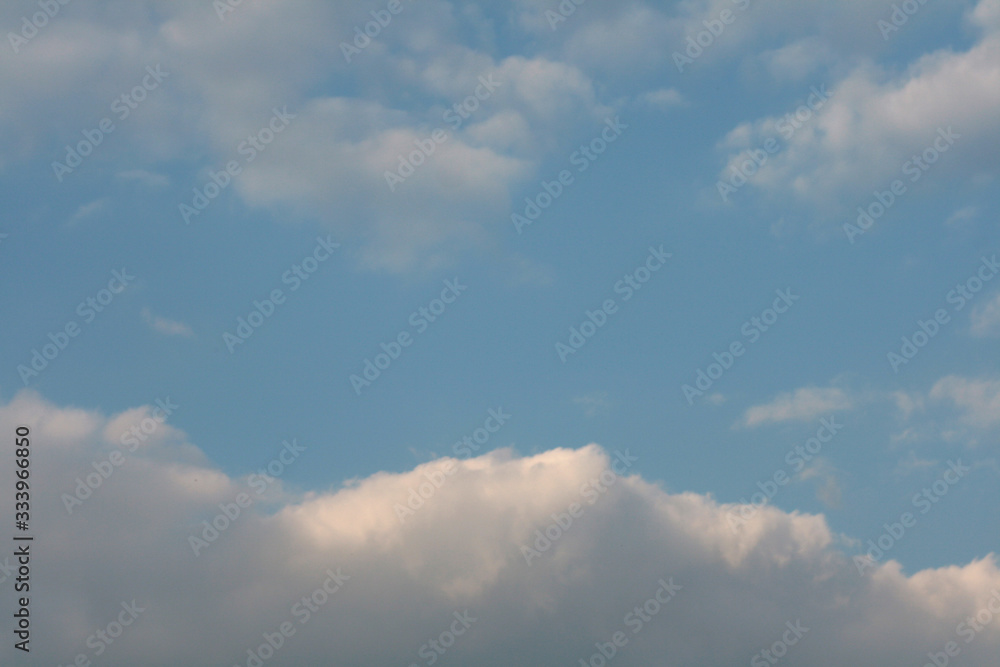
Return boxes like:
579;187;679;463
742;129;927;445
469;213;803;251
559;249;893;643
1;0;1000;664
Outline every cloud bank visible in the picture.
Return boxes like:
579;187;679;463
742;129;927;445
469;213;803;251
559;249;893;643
1;391;999;665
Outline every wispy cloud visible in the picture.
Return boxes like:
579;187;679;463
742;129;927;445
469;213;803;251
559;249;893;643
740;386;852;428
142;307;194;338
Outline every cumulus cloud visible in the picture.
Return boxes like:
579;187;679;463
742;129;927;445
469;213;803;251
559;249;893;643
740;386;853;428
2;391;1000;665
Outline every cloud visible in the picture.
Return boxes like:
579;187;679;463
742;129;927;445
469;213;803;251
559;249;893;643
741;386;853;428
717;0;1000;206
572;391;612;417
929;375;1000;429
637;87;685;109
141;307;194;337
66;198;109;226
2;391;1000;665
116;169;170;188
970;292;1000;337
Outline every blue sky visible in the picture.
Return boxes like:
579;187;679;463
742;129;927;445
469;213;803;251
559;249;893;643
1;0;1000;665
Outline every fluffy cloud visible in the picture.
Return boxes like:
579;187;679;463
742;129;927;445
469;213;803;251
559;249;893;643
717;0;1000;206
2;390;1000;665
0;0;620;272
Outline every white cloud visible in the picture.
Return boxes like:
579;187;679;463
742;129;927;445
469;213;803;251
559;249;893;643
2;391;1000;665
945;205;978;226
66;198;109;226
116;169;170;188
970;292;1000;337
741;386;853;428
141;307;194;337
930;375;1000;429
717;0;1000;206
637;87;685;109
572;391;612;417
